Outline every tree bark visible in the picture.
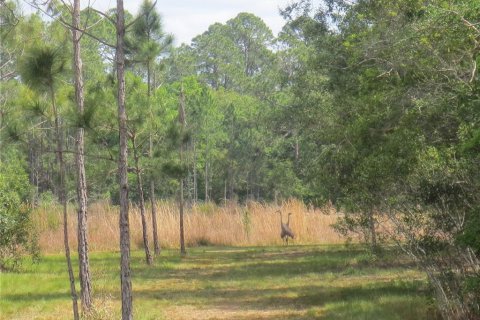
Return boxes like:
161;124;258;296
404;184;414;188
228;167;234;200
193;139;197;203
132;136;153;265
72;0;92;311
294;136;299;162
116;1;133;318
204;160;208;202
179;85;186;256
53;88;79;320
368;210;377;251
150;180;160;255
224;179;227;205
179;176;186;256
147;60;160;256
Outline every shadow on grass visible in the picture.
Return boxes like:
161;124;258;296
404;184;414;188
3;245;432;320
125;246;431;319
132;245;417;282
132;282;423;306
127;279;434;320
2;291;69;302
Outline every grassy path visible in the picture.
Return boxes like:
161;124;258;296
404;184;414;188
0;245;438;319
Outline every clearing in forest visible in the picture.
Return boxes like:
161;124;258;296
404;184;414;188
0;245;437;320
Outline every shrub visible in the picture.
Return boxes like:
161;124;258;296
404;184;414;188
0;153;38;270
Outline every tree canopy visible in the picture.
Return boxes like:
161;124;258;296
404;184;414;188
1;0;479;318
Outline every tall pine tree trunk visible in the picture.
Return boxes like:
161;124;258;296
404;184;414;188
72;0;92;311
53;89;79;320
179;176;186;255
368;210;378;251
116;1;133;318
147;60;160;256
224;179;227;205
193;139;197;203
179;86;186;256
150;179;160;255
204;160;208;202
132;135;153;265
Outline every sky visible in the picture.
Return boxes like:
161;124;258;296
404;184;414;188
22;0;294;46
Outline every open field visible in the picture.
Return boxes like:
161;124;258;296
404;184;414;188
0;245;438;320
34;200;345;253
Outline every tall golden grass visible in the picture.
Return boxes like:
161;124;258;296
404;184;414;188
34;199;345;253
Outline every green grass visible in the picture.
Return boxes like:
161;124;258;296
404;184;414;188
0;245;440;319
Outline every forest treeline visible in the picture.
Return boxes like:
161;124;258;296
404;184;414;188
1;0;479;319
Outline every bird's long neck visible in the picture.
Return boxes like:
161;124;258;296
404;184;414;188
287;214;290;226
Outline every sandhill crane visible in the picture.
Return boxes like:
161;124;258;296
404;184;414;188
276;210;295;245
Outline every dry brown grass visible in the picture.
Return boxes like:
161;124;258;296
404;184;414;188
34;199;345;253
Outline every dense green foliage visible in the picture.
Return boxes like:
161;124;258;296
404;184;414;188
279;1;480;318
0;151;36;269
